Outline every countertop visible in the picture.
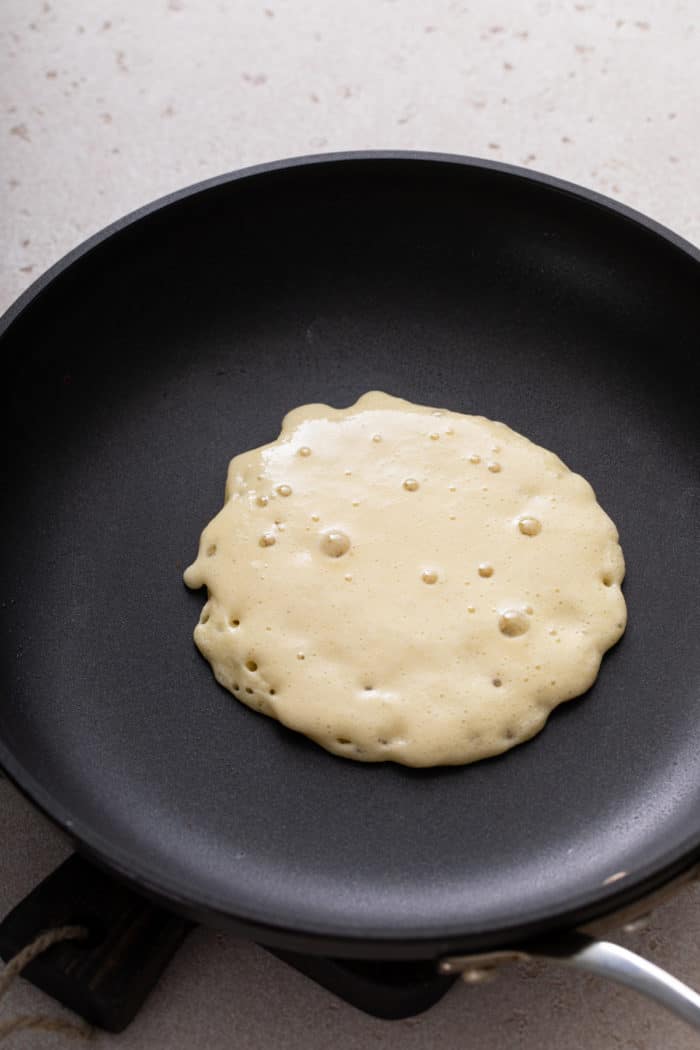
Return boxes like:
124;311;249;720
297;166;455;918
1;0;699;1046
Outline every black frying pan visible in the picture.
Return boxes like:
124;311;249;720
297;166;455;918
1;153;699;1030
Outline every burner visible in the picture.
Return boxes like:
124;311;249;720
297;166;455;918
269;948;457;1019
0;855;456;1031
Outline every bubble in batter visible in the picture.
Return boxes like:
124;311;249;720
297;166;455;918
499;609;530;637
518;516;542;536
321;530;351;558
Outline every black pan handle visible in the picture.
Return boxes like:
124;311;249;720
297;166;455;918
0;854;194;1032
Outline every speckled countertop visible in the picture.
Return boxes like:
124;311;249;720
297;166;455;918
1;1;699;1047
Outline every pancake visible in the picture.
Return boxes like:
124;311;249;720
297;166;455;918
184;392;626;766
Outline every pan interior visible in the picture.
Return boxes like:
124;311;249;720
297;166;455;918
1;157;699;952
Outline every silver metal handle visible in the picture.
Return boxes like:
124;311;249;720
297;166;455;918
562;935;700;1031
440;931;700;1032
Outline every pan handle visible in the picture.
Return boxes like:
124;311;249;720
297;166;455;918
545;932;700;1030
440;931;700;1031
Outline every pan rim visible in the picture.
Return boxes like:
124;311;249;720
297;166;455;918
2;150;698;341
1;752;699;957
1;150;699;954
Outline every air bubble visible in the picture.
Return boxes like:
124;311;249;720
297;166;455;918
246;660;258;672
276;484;292;497
430;432;440;440
372;433;382;443
255;495;268;507
487;462;501;473
321;529;351;557
245;687;254;694
259;532;276;547
403;478;419;491
492;677;502;687
297;652;305;660
298;446;312;457
206;544;217;557
469;454;481;464
230;618;240;628
421;569;438;584
311;514;320;522
602;573;613;586
478;563;494;578
518;516;541;536
344;573;353;582
499;610;530;637
336;737;352;745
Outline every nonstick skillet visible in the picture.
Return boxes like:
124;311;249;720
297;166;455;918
1;153;699;1032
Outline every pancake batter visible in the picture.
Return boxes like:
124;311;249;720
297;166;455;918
184;392;626;766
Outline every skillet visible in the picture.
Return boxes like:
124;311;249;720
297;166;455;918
1;152;699;1029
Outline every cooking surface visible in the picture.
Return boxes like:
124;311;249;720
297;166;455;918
1;155;698;950
1;0;699;1047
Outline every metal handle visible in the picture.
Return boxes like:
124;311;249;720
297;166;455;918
440;931;700;1032
559;933;700;1031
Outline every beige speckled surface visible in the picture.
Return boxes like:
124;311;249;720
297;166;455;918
1;0;699;1046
